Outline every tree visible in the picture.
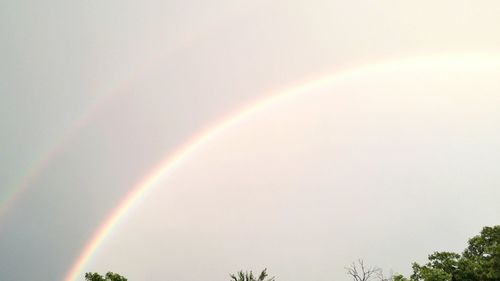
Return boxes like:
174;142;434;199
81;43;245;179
395;225;500;281
346;259;390;281
230;268;275;281
85;272;127;281
409;263;452;281
462;225;500;281
392;274;410;281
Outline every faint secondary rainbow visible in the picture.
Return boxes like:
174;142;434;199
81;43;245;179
0;6;261;224
0;37;192;224
63;52;500;281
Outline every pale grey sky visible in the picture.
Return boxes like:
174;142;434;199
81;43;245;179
1;1;500;281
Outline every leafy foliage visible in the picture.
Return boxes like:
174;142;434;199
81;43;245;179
395;225;500;281
85;272;127;281
230;268;275;281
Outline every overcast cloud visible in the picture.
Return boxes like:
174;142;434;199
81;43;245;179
1;1;500;280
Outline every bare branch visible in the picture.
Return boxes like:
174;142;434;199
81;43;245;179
346;259;383;281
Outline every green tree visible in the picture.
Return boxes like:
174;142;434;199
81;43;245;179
410;263;452;281
85;272;127;281
462;225;500;281
396;225;500;281
230;268;275;281
392;274;410;281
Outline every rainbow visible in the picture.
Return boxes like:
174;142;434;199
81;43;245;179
0;83;129;225
63;53;500;281
0;12;247;223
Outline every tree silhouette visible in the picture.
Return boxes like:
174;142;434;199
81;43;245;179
85;272;127;281
346;259;384;281
230;268;275;281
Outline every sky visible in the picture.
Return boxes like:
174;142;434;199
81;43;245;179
1;1;500;281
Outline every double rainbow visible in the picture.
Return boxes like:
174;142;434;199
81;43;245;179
22;53;500;281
